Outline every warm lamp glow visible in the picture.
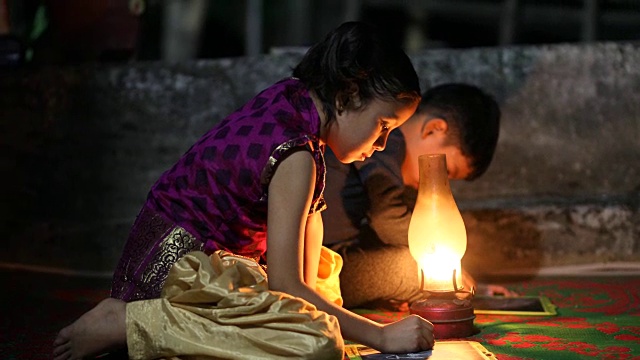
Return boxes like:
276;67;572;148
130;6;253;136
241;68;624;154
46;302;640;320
408;154;467;292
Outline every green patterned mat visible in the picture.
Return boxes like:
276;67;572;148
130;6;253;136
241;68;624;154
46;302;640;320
353;276;640;359
3;270;638;359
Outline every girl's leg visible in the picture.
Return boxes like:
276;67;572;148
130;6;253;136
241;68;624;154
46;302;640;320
54;252;345;360
53;298;127;360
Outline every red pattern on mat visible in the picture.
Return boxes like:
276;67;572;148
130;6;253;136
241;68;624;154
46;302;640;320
355;276;640;360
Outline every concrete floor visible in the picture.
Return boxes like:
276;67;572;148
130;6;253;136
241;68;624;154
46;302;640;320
0;268;111;359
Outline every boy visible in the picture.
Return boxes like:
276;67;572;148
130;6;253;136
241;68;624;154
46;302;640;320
322;83;504;308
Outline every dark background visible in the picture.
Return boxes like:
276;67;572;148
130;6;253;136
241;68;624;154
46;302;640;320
2;0;639;66
1;2;639;359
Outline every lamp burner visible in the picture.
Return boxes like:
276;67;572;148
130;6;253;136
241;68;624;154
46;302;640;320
410;290;477;339
410;269;477;339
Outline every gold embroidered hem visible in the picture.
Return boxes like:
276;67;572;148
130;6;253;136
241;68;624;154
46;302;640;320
126;251;344;360
111;204;205;301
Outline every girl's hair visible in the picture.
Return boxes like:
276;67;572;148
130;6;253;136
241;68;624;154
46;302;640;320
293;21;421;125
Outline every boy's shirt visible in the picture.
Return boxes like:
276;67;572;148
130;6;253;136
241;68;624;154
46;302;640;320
322;130;416;247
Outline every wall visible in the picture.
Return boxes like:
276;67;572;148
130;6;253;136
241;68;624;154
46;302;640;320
1;42;638;276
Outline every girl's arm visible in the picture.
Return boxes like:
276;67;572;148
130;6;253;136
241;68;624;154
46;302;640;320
304;211;322;289
267;150;434;353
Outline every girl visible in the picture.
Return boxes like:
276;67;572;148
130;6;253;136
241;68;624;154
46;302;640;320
54;21;434;359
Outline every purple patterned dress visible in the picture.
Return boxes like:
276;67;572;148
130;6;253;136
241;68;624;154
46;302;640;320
111;78;327;301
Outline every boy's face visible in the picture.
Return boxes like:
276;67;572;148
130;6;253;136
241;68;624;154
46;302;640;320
406;145;472;188
437;145;472;180
327;98;419;164
403;122;473;188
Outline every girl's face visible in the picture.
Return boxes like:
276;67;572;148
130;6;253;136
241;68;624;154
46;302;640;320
325;98;419;164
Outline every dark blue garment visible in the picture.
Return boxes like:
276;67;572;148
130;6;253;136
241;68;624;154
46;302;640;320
322;129;414;247
321;130;423;308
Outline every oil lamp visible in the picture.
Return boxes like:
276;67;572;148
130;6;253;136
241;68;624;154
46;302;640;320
408;154;476;339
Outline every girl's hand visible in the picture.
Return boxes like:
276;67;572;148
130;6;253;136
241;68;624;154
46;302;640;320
378;315;434;354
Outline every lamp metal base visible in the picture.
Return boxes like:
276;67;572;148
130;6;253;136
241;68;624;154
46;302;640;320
409;292;477;339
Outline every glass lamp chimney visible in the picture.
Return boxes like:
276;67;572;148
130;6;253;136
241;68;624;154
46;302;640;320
408;154;467;292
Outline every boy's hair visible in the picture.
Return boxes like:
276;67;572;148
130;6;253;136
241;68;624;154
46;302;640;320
293;21;421;126
420;83;501;181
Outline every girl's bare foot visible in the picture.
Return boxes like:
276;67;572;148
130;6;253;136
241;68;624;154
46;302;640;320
53;298;127;360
